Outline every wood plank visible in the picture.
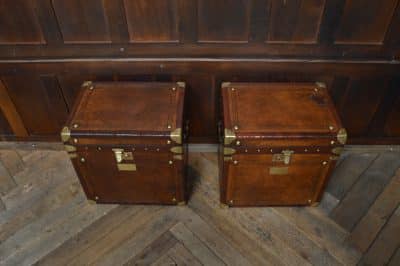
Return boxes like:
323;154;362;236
169;222;225;266
0;75;28;136
348;170;400;252
0;198;5;212
0;178;81;243
358;205;400;266
164;242;202;266
36;205;143;266
0;150;24;177
326;152;378;200
124;231;178;266
93;207;179;266
151;252;177;266
330;152;400;231
271;206;361;265
189;153;310;266
317;191;340;215
4;202;116;266
65;206;162;265
388;247;400;266
0;160;16;196
179;207;253;266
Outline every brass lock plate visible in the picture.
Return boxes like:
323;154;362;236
272;150;294;165
112;148;136;171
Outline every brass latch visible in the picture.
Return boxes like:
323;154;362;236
272;150;294;165
112;148;136;171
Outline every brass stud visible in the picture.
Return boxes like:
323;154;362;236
234;125;239;130
329;125;334;131
330;140;335;145
233;160;238;165
89;85;94;90
229;199;234;205
156;148;160;152
73;123;79;129
257;149;261;153
172;197;177;202
236;140;241;146
167;125;172;129
168;160;173;165
167;140;171;145
95;196;99;201
80;157;85;163
304;148;308;152
231;88;235;91
245;149;248;153
322;161;327;165
317;148;320;152
144;147;148;151
97;146;102;151
307;199;312;204
270;149;273;153
73;138;78;144
172;87;176;91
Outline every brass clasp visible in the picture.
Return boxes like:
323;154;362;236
272;150;294;165
112;148;136;171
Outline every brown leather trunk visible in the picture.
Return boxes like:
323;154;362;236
61;81;187;205
219;82;346;207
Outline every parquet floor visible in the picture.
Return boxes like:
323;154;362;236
0;143;399;266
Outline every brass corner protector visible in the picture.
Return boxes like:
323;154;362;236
332;147;343;155
224;128;236;145
221;82;231;88
176;81;186;88
61;126;71;143
170;146;183;154
64;145;76;153
82;80;93;88
337;128;347;145
170;128;182;144
315;82;327;89
224;147;236;155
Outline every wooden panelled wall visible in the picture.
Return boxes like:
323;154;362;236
0;0;399;144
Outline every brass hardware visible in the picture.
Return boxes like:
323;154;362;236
173;155;183;160
172;197;177;203
332;147;343;155
272;150;294;165
231;88;235;91
269;166;289;175
257;149;260;153
224;147;236;155
229;200;234;205
168;160;173;165
156;148;160;152
236;140;241;146
224;128;236;145
177;201;186;206
80;157;85;163
330;140;335;145
223;156;232;162
329;125;335;131
315;82;327;89
234;125;239;130
97;146;102;151
170;146;183;154
311;202;320;207
73;123;79;129
233;160;238;165
69;153;77;159
82;81;93;88
167;140;171;145
61;126;71;142
73;138;78;144
307;199;312;204
337;128;347;145
112;148;133;163
330;156;340;161
95;196;99;200
221;82;231;88
64;145;76;152
176;81;186;88
167;125;172;129
172;87;176;91
322;161;327;165
117;163;136;171
304;148;308;152
170;128;182;144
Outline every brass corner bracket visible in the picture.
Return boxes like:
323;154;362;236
82;80;93;88
170;128;182;144
61;126;71;143
221;82;232;88
176;81;186;88
337;128;347;145
224;128;236;145
223;147;236;155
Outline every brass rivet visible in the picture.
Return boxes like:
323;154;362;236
314;88;318;92
307;199;312;204
234;125;239;130
229;199;234;204
144;147;148;151
257;149;260;153
167;140;171;144
89;86;94;90
245;149;248;153
231;88;235;91
329;126;334;131
167;125;172;129
168;160;173;165
233;160;238;165
236;140;241;146
73;123;79;128
172;87;176;91
322;161;327;165
331;140;335;145
304;148;308;152
317;148;320;152
97;147;102;151
270;149;273;153
73;138;78;143
172;197;177;202
132;148;135;151
156;148;160;152
95;196;99;200
80;157;85;163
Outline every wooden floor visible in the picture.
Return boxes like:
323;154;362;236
0;144;399;266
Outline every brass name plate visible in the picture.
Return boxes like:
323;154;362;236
117;163;137;171
269;166;289;175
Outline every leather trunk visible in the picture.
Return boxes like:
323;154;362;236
219;82;346;207
61;81;187;205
